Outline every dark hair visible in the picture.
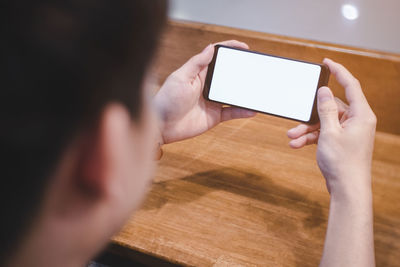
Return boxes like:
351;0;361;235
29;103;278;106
0;0;167;262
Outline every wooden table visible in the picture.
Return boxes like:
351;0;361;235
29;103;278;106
111;21;400;266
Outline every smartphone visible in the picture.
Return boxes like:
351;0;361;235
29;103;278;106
203;45;330;123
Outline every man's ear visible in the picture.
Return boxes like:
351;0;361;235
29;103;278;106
77;103;132;199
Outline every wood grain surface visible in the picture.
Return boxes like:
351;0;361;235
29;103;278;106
154;21;400;135
111;21;400;266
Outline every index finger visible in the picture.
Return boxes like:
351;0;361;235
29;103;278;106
176;44;214;80
214;40;249;50
197;40;249;82
178;40;249;81
323;58;369;113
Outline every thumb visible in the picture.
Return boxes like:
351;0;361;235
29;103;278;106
317;86;340;132
178;44;214;80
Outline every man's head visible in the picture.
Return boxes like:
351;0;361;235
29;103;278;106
1;1;166;265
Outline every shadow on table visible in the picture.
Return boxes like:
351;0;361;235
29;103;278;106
145;168;326;229
143;167;327;266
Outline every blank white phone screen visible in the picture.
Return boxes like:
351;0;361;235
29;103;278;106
208;47;322;121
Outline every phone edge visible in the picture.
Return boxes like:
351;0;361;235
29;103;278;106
203;44;331;124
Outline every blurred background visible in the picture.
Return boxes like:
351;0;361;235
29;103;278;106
169;0;400;54
94;1;400;266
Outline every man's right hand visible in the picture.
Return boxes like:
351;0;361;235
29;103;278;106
287;58;377;197
287;58;377;267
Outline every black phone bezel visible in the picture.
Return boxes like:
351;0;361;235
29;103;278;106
202;45;330;124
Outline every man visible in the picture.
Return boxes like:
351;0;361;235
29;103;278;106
1;1;376;266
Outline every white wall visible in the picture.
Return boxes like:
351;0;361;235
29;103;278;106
169;0;400;54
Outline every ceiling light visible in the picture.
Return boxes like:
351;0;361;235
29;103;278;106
341;4;359;20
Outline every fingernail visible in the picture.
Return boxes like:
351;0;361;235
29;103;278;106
318;87;333;103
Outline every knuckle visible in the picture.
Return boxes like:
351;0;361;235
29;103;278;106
367;112;377;126
318;103;338;115
352;78;361;87
356;112;377;129
169;71;179;80
190;54;201;63
372;113;377;124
